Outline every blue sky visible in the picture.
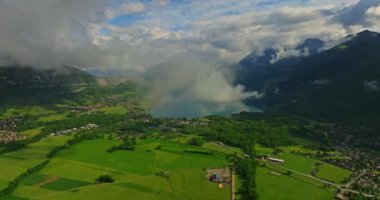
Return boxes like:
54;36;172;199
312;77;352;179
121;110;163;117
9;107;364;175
105;0;350;28
106;0;314;29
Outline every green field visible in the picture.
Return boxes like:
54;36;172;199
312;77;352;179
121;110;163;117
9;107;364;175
24;170;229;200
0;134;352;200
98;106;128;115
55;139;228;175
271;152;351;181
255;145;274;155
264;162;328;188
38;113;68;122
8;138;231;200
279;145;318;154
21;127;44;136
0;107;56;119
0;136;70;189
277;153;318;174
316;163;352;183
250;145;352;200
256;167;334;200
202;142;243;155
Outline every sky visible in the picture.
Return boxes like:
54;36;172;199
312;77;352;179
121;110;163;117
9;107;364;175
0;0;380;117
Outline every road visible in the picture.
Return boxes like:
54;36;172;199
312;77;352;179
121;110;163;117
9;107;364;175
337;169;375;199
342;169;367;188
264;161;340;188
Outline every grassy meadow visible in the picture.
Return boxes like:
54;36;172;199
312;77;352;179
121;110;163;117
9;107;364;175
0;136;70;189
0;107;56;119
21;127;44;137
98;106;128;115
37;113;69;122
316;164;352;183
256;167;334;200
7;138;231;200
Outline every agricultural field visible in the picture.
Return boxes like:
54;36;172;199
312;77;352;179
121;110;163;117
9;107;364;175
255;145;274;155
202;142;243;155
21;127;44;136
247;145;353;200
0;106;56;119
38;113;69;122
0;136;70;189
315;163;352;183
278;145;318;154
7;138;231;200
277;153;352;183
277;153;319;174
98;106;128;115
256;167;334;200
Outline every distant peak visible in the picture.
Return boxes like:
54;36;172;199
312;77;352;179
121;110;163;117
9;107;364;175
356;30;380;38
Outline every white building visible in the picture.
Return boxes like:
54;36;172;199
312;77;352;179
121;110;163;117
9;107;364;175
268;157;285;164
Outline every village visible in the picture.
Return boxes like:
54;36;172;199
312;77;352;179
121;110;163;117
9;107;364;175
50;123;98;136
0;130;26;144
0;116;26;144
0;115;22;130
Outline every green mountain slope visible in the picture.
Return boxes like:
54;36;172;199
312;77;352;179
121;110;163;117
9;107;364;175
0;65;95;87
0;65;96;103
238;30;380;125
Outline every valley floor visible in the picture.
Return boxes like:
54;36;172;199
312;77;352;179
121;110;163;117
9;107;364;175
0;92;375;200
6;138;231;200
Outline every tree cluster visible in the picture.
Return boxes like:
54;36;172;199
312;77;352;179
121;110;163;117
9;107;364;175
107;137;136;153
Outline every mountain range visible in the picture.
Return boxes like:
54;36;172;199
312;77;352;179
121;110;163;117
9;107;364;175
237;30;380;126
0;65;96;103
0;65;95;87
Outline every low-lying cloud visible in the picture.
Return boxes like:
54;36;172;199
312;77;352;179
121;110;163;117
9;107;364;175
144;57;260;117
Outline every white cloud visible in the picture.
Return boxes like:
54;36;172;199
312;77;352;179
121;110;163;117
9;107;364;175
105;2;146;19
144;57;259;117
367;5;380;16
366;5;380;27
105;0;171;20
122;2;146;13
364;80;379;92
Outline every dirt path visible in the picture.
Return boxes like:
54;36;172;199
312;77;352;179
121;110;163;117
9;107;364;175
34;176;60;188
231;170;235;200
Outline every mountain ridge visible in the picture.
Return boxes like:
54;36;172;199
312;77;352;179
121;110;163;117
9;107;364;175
237;30;380;124
0;65;96;87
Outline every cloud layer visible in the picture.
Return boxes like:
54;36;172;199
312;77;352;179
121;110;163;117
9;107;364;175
0;0;379;117
144;57;258;117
